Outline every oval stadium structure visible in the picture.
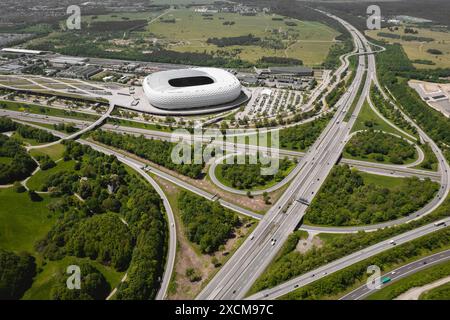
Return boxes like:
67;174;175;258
143;67;244;111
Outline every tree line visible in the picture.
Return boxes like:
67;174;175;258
207;34;261;47
0;116;58;143
281;227;450;300
90;130;204;179
370;86;417;136
279;114;332;151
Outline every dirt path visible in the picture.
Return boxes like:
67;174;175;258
395;276;450;300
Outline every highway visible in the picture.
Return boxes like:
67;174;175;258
3;107;440;184
26;102;115;150
248;218;450;300
17;115;444;237
2;9;449;302
341;248;450;300
245;10;450;300
196;11;371;300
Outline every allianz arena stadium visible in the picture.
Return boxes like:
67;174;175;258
141;67;251;115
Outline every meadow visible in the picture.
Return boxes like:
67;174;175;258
147;9;340;66
367;26;450;69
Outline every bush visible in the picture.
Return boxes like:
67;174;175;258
186;268;202;282
178;191;239;254
0;250;36;299
0;135;37;184
13;181;26;193
90;131;204;179
50;261;110;300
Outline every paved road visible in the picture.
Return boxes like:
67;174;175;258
9;120;177;300
246;10;450;299
196;13;370;300
248;219;450;300
4;107;440;183
26;102;115;150
75;141;177;300
341;248;450;300
14;117;444;237
7;114;264;221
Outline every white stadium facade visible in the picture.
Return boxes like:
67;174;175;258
139;67;251;115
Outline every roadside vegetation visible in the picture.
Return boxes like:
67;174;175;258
420;280;450;300
0;100;99;122
279;226;450;300
370;86;417;137
279;114;331;151
366;260;450;300
417;143;439;171
216;156;295;191
250;192;450;296
345;130;417;165
376;43;450;163
304;165;438;226
178;191;240;254
323;39;354;70
90;130;204;179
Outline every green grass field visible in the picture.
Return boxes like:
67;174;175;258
29;143;65;161
359;172;409;189
27;160;76;191
367;26;450;69
146;9;340;66
351;100;413;140
0;187;57;253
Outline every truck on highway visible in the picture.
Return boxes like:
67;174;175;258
381;276;391;284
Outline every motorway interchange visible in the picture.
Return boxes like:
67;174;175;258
1;10;449;301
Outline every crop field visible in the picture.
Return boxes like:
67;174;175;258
25;8;339;67
147;9;340;66
367;26;450;69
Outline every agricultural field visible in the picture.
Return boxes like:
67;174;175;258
147;9;340;66
25;8;340;67
367;26;450;69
